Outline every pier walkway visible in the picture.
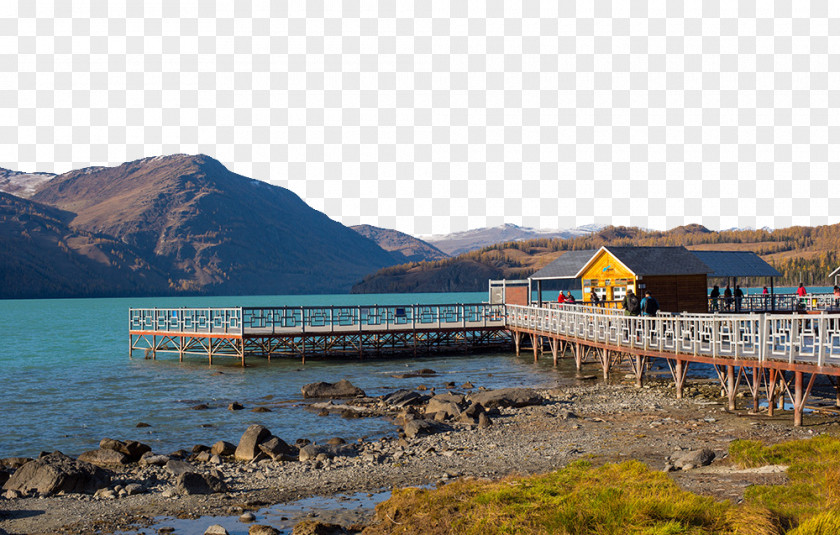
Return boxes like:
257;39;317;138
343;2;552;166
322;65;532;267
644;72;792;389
129;303;508;364
507;303;840;426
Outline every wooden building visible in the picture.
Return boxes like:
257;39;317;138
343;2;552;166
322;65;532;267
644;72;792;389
574;246;711;312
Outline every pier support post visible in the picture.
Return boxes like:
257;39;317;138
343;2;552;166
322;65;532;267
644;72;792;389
514;331;521;357
727;365;736;411
674;359;688;399
767;368;777;416
794;371;803;427
530;334;539;363
634;354;646;388
599;348;610;381
574;343;583;371
752;366;760;413
549;338;559;366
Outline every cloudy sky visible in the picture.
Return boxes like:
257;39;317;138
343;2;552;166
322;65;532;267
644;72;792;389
2;1;839;237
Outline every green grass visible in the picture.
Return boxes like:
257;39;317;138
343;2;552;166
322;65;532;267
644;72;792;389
364;435;840;535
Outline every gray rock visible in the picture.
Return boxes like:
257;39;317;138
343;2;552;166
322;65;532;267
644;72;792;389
78;448;130;468
195;451;212;463
478;413;492;428
211;441;236;457
235;425;272;462
99;438;151;461
403;419;450;439
228;402;244;410
431;392;465;405
467;388;543;409
301;379;365;399
463;402;485;417
390;368;437;379
383;389;428;407
258;436;297;461
672;448;715;470
0;457;33;470
124;483;144;495
204;525;229;535
425;397;462;419
176;472;227;495
2;452;110;496
299;444;318;462
249;525;280;535
94;488;116;499
239;512;256;522
165;460;197;476
139;453;170;467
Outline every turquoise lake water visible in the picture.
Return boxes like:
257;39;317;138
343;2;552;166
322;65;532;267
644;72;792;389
0;292;576;459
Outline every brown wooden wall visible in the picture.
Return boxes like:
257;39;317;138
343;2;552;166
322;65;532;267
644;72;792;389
505;286;529;306
637;274;708;313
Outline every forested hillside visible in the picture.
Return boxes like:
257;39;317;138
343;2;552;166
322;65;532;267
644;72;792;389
352;224;840;293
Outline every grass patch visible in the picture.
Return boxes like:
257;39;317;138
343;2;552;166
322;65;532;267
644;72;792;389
365;436;840;535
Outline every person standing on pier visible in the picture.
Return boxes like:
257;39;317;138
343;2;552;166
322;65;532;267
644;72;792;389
734;285;744;312
724;284;733;311
590;291;600;307
710;285;720;311
558;292;566;304
797;283;808;310
622;289;641;316
565;291;576;304
640;291;659;317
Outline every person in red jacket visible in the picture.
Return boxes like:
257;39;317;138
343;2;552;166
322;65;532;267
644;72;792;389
557;292;566;304
796;283;807;297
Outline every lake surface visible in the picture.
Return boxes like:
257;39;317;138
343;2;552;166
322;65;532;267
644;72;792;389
0;292;575;459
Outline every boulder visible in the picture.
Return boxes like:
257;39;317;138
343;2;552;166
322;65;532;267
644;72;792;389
382;389;428;407
463;402;485;417
390;368;437;379
204;525;229;535
467;388;543;409
252;407;272;413
139;453;170;467
672;448;715;470
0;458;33;470
2;452;110;496
298;444;318;462
425;397;462;419
176;471;227;495
211;441;236;457
228;402;244;411
165;459;197;476
478;413;493;428
403;419;450;439
99;438;151;461
431;392;465;405
235;425;272;461
301;380;365;399
258;437;297;461
78;449;130;468
250;526;281;535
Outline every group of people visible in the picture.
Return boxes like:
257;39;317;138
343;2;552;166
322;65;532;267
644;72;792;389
620;289;659;317
709;284;745;311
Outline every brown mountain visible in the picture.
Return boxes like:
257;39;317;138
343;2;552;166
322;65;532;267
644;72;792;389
351;224;448;263
0;192;170;298
352;224;840;293
18;154;395;296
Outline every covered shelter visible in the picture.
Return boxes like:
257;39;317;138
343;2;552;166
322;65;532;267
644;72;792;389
527;249;597;306
690;250;782;310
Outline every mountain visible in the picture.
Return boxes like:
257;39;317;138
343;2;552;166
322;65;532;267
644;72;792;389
351;224;448;263
0;168;55;198
352;223;840;293
0;192;170;298
1;154;397;297
423;223;605;256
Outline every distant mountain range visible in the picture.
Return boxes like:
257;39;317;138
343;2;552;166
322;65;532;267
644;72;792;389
1;155;406;298
351;224;448;263
423;223;606;256
352;223;840;293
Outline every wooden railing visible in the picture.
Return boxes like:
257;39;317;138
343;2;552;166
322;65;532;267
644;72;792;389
129;308;243;335
507;304;840;367
129;304;506;336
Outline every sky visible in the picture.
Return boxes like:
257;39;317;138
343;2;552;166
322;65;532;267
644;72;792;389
2;1;839;238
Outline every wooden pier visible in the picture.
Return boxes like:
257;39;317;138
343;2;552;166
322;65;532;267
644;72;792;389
507;303;840;426
129;303;509;364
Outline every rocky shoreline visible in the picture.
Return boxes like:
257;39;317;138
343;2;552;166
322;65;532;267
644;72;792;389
0;375;833;535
